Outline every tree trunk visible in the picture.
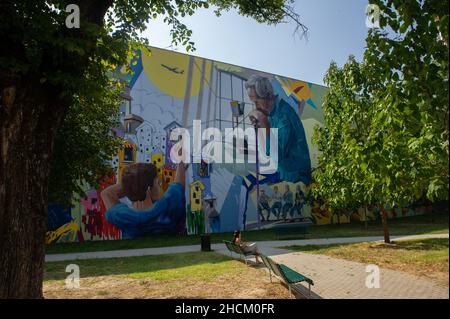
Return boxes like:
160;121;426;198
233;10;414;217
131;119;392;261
380;206;391;244
364;206;368;230
0;0;113;299
0;78;65;298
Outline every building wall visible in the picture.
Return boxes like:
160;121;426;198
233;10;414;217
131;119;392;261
45;46;422;243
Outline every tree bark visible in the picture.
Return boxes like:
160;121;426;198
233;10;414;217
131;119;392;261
0;76;65;298
380;206;391;244
364;206;368;230
0;0;114;298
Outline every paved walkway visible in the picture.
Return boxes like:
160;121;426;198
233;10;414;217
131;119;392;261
45;233;448;262
269;251;449;299
45;233;449;299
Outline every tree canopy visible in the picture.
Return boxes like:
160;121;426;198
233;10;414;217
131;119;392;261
313;0;449;210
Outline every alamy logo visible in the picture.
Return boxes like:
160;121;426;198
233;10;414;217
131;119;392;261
365;264;380;288
65;264;80;289
65;4;80;29
169;120;278;173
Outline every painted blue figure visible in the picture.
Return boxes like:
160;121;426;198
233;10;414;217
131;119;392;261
291;185;305;219
101;162;186;239
242;75;311;228
270;185;283;220
259;189;271;221
281;184;294;221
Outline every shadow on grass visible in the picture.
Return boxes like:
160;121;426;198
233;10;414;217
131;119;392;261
373;238;449;251
307;212;449;238
282;243;345;253
283;238;449;254
44;251;239;281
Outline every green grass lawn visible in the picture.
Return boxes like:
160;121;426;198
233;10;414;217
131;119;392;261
282;237;449;287
43;252;289;299
46;211;448;254
45;251;241;281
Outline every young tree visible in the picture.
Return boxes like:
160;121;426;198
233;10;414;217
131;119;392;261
364;0;449;205
314;0;448;243
312;57;392;240
0;0;307;298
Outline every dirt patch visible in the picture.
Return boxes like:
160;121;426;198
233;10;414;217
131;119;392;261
44;265;291;299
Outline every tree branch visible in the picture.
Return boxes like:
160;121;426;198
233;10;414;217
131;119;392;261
282;5;308;40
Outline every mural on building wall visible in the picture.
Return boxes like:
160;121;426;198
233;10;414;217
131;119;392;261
46;46;424;244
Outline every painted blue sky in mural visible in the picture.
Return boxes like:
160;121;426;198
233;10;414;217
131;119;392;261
142;0;368;86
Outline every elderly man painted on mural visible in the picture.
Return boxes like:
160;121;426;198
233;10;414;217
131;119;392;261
246;74;311;184
240;75;311;228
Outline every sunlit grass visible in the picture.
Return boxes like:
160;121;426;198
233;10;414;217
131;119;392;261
43;252;289;299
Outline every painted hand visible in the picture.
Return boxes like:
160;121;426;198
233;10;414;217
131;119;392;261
248;109;269;128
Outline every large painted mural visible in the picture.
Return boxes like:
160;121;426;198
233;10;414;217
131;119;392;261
46;46;426;243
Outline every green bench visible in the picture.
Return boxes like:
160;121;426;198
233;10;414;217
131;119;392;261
271;220;313;240
223;240;258;265
260;254;314;299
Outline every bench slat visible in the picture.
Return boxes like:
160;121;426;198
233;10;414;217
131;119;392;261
278;264;314;285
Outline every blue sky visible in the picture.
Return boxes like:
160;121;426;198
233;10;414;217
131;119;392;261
142;0;369;86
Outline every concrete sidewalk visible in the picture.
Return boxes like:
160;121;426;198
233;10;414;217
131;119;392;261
45;233;448;262
269;250;449;299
